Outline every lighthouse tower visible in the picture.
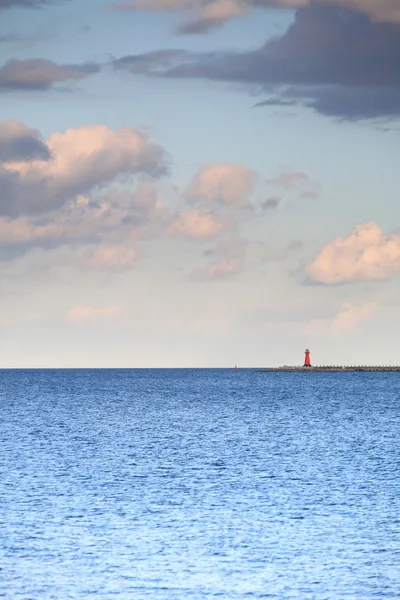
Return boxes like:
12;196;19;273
304;349;311;368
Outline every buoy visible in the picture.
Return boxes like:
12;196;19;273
234;364;238;372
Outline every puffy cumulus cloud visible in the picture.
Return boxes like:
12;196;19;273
0;59;99;92
86;245;139;270
0;121;169;217
68;304;122;322
307;222;400;284
0;119;51;162
113;6;400;119
305;301;379;334
106;0;400;32
185;163;256;207
197;236;247;279
167;208;228;239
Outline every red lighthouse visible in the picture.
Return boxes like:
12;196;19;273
304;348;311;367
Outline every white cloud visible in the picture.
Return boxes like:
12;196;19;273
167;208;228;239
307;222;400;284
185;163;256;207
86;245;139;270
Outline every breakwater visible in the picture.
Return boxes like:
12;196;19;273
257;366;400;372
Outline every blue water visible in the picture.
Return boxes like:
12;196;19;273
1;369;399;599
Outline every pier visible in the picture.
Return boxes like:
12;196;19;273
257;366;400;372
257;349;400;372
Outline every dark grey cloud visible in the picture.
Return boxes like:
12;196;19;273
262;196;281;210
113;7;400;119
114;49;188;74
0;58;99;91
0;120;51;162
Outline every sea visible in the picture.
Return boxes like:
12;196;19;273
1;369;399;599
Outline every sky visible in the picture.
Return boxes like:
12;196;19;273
0;0;400;367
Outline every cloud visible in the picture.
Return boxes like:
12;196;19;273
177;0;248;34
86;245;139;270
0;121;169;217
197;236;247;279
112;6;400;119
330;302;378;333
0;120;51;162
268;171;309;189
105;0;400;32
307;222;400;284
261;196;282;210
68;304;122;322
305;301;379;334
0;0;61;7
0;183;166;259
167;208;228;239
105;0;248;32
267;169;319;203
0;59;99;92
185;163;256;206
106;0;181;11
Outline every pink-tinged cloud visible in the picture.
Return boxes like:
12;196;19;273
167;209;228;239
186;163;256;207
304;301;379;334
105;0;400;30
0;58;98;92
307;222;400;284
106;0;248;31
0;182;166;254
179;0;248;33
87;245;138;270
330;302;378;333
0;216;62;244
1;121;168;216
68;304;122;322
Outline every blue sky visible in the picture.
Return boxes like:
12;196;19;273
0;0;399;367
